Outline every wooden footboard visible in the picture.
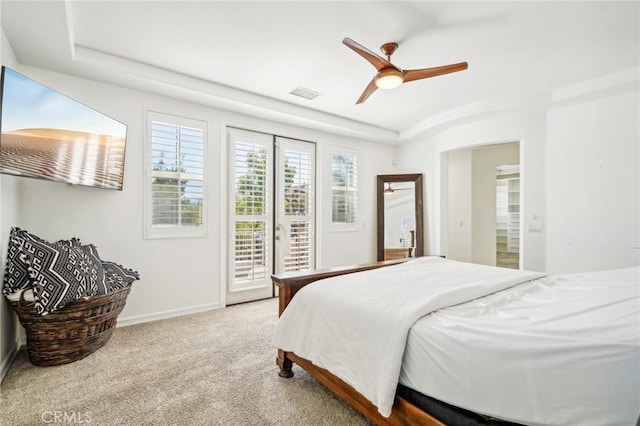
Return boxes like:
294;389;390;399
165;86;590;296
272;259;445;426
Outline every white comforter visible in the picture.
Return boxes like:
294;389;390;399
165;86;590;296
272;256;545;417
400;266;640;425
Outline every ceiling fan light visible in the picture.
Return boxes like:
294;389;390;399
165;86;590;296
375;74;403;89
375;68;404;89
384;183;395;194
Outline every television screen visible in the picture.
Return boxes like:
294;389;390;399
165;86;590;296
0;66;127;190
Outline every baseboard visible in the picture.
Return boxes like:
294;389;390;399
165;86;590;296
0;336;21;383
116;303;221;328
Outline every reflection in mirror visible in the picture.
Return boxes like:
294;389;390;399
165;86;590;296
377;174;423;261
384;182;415;253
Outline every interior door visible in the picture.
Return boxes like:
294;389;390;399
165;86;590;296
227;129;315;305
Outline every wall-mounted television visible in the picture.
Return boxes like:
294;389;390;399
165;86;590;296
0;66;127;190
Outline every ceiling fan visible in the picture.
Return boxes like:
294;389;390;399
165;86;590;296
343;37;468;104
384;183;413;195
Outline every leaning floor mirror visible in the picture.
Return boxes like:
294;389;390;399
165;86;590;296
377;173;424;261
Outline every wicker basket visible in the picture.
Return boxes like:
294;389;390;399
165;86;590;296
8;286;131;366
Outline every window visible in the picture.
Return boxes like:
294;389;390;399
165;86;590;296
331;147;357;229
145;111;206;238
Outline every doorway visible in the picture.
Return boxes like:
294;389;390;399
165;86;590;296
227;128;316;305
444;141;520;267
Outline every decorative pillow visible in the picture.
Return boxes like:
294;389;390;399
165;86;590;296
2;228;82;296
76;244;108;296
23;236;96;315
2;228;31;296
102;261;140;292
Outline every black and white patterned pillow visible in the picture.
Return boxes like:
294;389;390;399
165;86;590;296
3;228;138;311
76;244;108;296
21;234;99;314
2;228;82;296
102;261;140;292
2;228;31;296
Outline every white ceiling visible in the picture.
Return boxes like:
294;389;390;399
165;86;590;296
1;1;638;143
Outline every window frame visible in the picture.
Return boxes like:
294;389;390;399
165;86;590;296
329;145;358;232
144;110;208;239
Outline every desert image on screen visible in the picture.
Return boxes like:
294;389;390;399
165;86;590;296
0;67;127;190
0;128;126;190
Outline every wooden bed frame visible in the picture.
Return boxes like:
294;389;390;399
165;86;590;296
272;259;446;426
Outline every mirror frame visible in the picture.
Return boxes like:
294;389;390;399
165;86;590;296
376;173;424;261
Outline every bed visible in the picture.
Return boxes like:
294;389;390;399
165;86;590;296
272;256;639;425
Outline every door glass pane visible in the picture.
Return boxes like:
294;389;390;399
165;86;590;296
235;142;267;216
234;220;267;285
230;130;272;294
284;220;311;271
284;149;312;216
279;142;315;273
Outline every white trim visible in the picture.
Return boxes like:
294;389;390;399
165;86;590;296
550;67;639;107
0;336;20;383
219;116;229;308
116;303;221;328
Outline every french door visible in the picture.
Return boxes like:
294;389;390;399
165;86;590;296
227;128;315;305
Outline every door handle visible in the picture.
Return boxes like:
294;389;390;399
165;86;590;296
276;223;290;255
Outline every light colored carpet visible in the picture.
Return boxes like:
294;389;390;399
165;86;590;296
0;298;370;425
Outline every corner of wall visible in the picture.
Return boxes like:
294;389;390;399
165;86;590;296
1;26;19;67
0;23;22;381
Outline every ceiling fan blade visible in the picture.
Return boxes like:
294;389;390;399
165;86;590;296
343;37;393;71
403;62;468;83
356;78;378;104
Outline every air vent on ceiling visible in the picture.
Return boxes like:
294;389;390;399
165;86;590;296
289;86;321;100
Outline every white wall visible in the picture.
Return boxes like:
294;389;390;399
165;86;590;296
545;90;639;273
446;149;472;261
397;71;639;274
11;66;396;326
397;110;547;271
1;28;22;380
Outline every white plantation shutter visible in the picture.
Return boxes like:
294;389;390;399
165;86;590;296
145;111;206;238
331;148;358;228
234;142;268;217
229;130;273;291
233;141;269;285
278;139;315;273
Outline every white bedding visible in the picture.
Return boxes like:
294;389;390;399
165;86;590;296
272;256;545;417
400;266;640;426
